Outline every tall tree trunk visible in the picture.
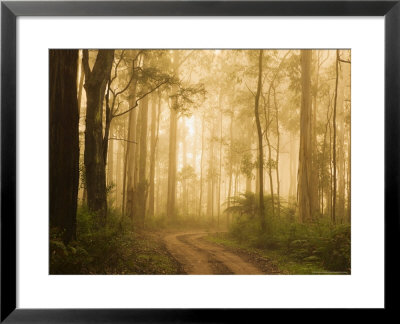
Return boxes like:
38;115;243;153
182;122;188;215
167;54;179;220
217;96;223;228
227;110;234;226
332;50;339;224
246;119;253;193
122;119;129;215
116;136;124;209
311;50;320;216
134;105;142;190
192;117;198;215
199;114;205;218
321;95;333;216
337;57;346;224
156;157;161;216
347;110;351;223
328;111;333;220
207;120;215;223
298;49;314;223
82;49;114;224
77;52;84;116
273;86;281;217
265;95;275;217
50;49;80;244
107;125;114;186
137;94;149;228
125;80;139;220
288;132;297;199
254;50;266;231
148;93;159;219
107;123;115;207
167;101;178;220
155;92;162;216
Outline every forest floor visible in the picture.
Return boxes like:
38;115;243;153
156;231;281;274
205;232;335;274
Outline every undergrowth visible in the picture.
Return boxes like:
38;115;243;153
50;206;180;274
222;192;351;274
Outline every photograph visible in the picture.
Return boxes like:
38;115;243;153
49;49;351;275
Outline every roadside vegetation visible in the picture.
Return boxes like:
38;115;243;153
207;192;350;274
50;206;182;274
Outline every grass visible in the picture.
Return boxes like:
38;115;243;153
50;206;181;274
206;232;339;274
218;192;351;275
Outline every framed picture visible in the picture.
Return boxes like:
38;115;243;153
1;0;398;321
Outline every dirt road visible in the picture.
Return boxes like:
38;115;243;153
163;232;265;274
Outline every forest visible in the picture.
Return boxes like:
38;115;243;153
50;49;351;275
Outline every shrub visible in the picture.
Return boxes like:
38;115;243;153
50;206;135;274
319;225;351;272
224;192;351;273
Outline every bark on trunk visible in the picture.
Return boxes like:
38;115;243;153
167;53;179;220
167;100;178;220
207;120;215;223
298;50;314;223
199;114;205;218
332;50;339;224
337;57;346;223
136;94;149;228
148;93;159;219
49;49;80;244
125;79;139;220
311;50;320;216
254;50;266;231
273;86;281;217
107;124;115;206
83;49;114;224
217;95;223;228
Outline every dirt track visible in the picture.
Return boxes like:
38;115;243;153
163;232;265;274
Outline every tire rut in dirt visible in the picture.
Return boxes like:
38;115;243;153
177;234;234;274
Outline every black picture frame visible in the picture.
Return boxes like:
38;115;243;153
1;0;399;322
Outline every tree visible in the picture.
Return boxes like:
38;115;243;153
298;49;315;223
207;117;216;223
49;49;80;243
82;49;114;223
167;94;179;220
332;50;340;224
254;50;266;231
136;92;149;228
198;114;205;217
166;52;180;220
148;92;161;219
272;85;281;217
124;73;139;220
165;50;205;219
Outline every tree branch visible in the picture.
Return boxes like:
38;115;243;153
112;80;169;118
109;137;137;144
177;50;194;69
245;82;255;97
110;49;125;85
338;58;351;64
113;56;138;98
109;50;144;112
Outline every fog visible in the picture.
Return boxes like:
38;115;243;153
50;49;351;274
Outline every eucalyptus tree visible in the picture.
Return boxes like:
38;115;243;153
254;50;266;231
298;49;316;223
82;49;114;223
166;50;205;220
49;49;80;244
